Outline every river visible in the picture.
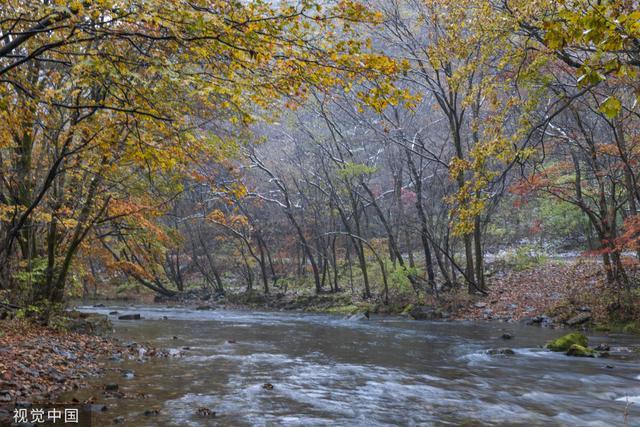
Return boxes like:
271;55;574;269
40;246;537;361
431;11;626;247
74;305;640;426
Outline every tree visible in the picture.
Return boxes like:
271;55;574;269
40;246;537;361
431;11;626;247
0;0;403;313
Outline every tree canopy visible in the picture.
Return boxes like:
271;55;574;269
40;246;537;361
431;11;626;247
1;0;640;322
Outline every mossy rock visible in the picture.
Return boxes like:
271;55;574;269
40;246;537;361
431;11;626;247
594;323;612;332
622;321;640;335
565;344;595;357
546;332;588;352
325;305;359;315
401;304;415;315
408;306;443;320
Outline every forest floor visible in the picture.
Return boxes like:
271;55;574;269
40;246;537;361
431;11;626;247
451;260;614;324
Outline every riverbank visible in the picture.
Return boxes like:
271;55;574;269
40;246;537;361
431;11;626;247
143;260;640;333
0;315;171;424
0;319;114;415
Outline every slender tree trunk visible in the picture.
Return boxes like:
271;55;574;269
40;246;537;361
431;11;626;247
474;215;485;291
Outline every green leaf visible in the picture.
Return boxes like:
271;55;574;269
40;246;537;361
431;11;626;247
599;96;622;119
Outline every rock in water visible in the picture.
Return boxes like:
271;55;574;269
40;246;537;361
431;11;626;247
409;306;443;320
63;312;113;335
347;312;369;321
566;344;595;357
566;312;592;326
486;348;516;356
546;332;588;352
121;370;135;379
196;407;216;417
501;333;513;340
118;314;141;320
85;404;108;413
522;315;553;327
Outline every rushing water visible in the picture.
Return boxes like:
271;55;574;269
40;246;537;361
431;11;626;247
73;305;640;426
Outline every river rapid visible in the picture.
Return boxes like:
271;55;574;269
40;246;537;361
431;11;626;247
74;305;640;426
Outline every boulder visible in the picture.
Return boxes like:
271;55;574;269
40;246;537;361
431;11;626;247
566;312;592;326
546;332;588;352
409;306;442;320
63;312;112;335
566;344;595;357
501;333;513;340
346;312;369;321
118;314;141;320
522;315;553;327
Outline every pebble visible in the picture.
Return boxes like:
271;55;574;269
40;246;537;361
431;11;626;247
121;370;135;379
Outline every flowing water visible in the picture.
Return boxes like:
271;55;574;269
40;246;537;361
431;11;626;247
74;305;640;426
